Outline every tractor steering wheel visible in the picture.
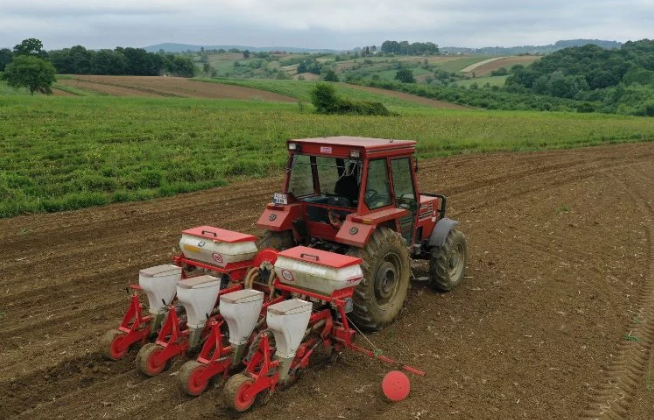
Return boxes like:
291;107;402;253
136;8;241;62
365;188;379;203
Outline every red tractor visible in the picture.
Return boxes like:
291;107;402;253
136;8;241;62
255;136;467;331
100;136;467;410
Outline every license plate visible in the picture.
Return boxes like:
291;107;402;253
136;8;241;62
273;193;288;205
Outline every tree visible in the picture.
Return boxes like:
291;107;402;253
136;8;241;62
91;50;127;75
243;50;251;59
0;48;12;71
310;83;339;113
395;68;415;83
322;69;339;82
203;62;212;75
69;45;93;74
3;56;56;95
13;38;47;58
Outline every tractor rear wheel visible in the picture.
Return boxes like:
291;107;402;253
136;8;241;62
348;228;411;331
224;373;256;412
256;230;294;251
100;329;128;361
429;229;468;292
135;343;168;377
178;360;209;396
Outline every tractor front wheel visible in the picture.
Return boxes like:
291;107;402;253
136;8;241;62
224;373;256;412
348;228;411;331
100;329;128;361
136;343;168;377
429;229;468;292
256;230;294;251
178;360;209;396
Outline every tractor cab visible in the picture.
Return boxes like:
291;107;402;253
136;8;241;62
258;137;430;248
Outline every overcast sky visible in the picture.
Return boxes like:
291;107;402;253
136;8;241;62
0;0;651;50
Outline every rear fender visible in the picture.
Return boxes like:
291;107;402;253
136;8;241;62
428;218;459;247
256;203;302;232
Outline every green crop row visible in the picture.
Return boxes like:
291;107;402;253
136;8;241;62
1;95;653;218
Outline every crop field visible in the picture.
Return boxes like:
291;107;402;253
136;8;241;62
54;76;297;101
463;55;542;77
1;142;653;419
1;93;654;220
195;78;446;108
431;56;500;73
194;52;529;82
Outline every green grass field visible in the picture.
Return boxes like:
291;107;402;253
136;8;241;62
1;93;653;218
454;75;509;87
193;78;436;110
434;56;499;73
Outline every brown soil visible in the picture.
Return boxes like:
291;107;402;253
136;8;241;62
51;88;76;97
344;84;469;110
57;79;167;97
466;56;542;77
59;76;297;102
1;143;653;419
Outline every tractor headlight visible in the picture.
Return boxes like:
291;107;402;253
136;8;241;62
288;142;297;150
350;150;360;158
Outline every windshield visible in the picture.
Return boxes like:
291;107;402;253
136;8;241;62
287;155;362;207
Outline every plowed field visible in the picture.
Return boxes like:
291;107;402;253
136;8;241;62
1;143;653;419
57;76;297;101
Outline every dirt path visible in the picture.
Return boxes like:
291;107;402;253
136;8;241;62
1;143;653;419
463;56;542;77
343;84;469;110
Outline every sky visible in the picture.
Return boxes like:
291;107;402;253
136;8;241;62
0;0;652;50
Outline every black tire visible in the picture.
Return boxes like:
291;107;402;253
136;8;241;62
224;373;256;412
256;230;294;251
429;229;468;292
348;228;411;331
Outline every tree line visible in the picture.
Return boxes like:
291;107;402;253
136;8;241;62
506;40;654;115
1;38;196;77
380;41;439;55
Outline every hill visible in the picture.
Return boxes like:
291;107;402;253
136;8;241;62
442;39;622;55
144;43;339;54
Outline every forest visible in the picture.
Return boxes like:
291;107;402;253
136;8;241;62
0;41;196;77
505;40;654;115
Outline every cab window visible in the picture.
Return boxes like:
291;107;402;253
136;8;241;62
364;159;392;209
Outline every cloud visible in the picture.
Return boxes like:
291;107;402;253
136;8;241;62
0;0;651;50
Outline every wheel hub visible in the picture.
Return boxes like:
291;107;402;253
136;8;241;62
449;255;458;269
448;243;465;279
375;261;398;304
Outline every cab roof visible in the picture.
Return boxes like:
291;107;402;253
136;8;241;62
289;136;416;151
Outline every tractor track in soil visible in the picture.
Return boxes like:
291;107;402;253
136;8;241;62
0;142;653;419
580;165;654;420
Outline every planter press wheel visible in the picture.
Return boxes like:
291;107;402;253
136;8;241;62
224;373;256;412
178;360;209;396
136;343;168;377
100;329;128;361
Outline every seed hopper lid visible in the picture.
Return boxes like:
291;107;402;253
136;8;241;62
221;289;264;304
182;226;256;243
277;246;362;269
139;264;182;278
177;275;221;289
267;298;312;315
